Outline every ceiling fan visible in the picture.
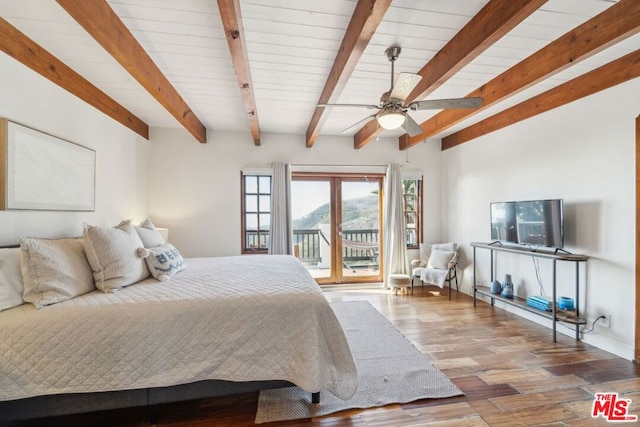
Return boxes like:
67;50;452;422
319;47;483;136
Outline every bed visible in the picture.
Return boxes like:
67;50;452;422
0;254;358;421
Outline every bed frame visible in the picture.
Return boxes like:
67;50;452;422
0;379;296;422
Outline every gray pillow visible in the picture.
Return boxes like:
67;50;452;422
139;243;186;282
83;220;150;292
135;218;166;248
20;237;95;308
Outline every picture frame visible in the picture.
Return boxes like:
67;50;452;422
0;118;95;211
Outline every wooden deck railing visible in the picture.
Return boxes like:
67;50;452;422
293;228;379;264
246;228;380;265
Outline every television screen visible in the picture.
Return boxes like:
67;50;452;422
516;199;563;248
490;202;517;243
490;199;564;248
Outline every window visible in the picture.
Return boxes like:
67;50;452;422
241;173;271;253
403;179;422;248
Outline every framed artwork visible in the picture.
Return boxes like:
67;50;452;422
0;118;95;211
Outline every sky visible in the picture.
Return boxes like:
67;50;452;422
291;180;379;220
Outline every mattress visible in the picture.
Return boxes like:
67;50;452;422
0;255;358;402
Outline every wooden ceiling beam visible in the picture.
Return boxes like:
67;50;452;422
217;0;260;146
399;0;640;150
56;0;207;144
408;0;548;104
306;0;392;148
354;0;547;150
0;17;148;139
353;119;380;150
442;49;640;149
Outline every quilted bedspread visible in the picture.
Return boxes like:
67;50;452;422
0;255;358;402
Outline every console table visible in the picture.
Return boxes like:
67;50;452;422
471;242;588;342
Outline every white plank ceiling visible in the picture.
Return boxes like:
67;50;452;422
0;0;637;144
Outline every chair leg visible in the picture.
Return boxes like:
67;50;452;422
447;267;457;300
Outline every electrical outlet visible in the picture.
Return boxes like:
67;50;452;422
599;313;610;328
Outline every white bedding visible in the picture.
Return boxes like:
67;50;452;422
0;255;358;402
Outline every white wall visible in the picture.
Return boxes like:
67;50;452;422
442;79;640;359
148;128;443;258
147;72;638;360
0;53;150;244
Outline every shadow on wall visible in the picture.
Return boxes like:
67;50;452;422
563;201;600;251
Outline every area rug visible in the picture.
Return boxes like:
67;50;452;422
255;300;463;423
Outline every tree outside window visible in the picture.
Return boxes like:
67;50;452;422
403;179;422;248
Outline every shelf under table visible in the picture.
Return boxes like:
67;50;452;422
475;286;587;326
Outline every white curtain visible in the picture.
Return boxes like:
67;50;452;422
383;163;409;284
269;162;292;255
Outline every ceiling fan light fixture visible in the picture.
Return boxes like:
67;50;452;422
376;111;405;130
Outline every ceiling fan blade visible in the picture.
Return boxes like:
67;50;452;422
389;73;422;102
402;114;424;137
408;97;483;110
318;103;379;109
341;114;377;134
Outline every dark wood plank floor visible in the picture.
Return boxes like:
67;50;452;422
4;285;639;426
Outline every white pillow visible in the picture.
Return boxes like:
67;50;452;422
0;248;25;312
418;243;430;264
83;220;150;292
135;218;166;248
138;243;186;282
432;242;457;253
20;238;95;308
427;249;456;270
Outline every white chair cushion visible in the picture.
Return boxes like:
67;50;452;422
418;243;430;263
427;249;456;270
412;266;426;278
432;242;457;252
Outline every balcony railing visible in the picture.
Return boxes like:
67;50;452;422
245;228;380;266
293;228;379;265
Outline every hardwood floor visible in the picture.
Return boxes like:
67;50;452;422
5;285;640;426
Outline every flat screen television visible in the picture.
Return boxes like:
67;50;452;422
490;199;563;248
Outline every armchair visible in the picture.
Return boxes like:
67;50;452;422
411;242;459;300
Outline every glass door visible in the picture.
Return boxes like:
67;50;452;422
291;173;383;284
291;177;333;281
339;178;382;282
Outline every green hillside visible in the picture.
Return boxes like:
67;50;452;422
292;195;379;230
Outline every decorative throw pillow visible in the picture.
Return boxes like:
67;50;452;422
135;218;166;248
417;243;430;265
0;248;25;312
427;249;456;270
20;238;95;308
83;220;150;292
432;242;457;253
138;243;186;282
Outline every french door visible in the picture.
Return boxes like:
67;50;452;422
291;173;383;284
